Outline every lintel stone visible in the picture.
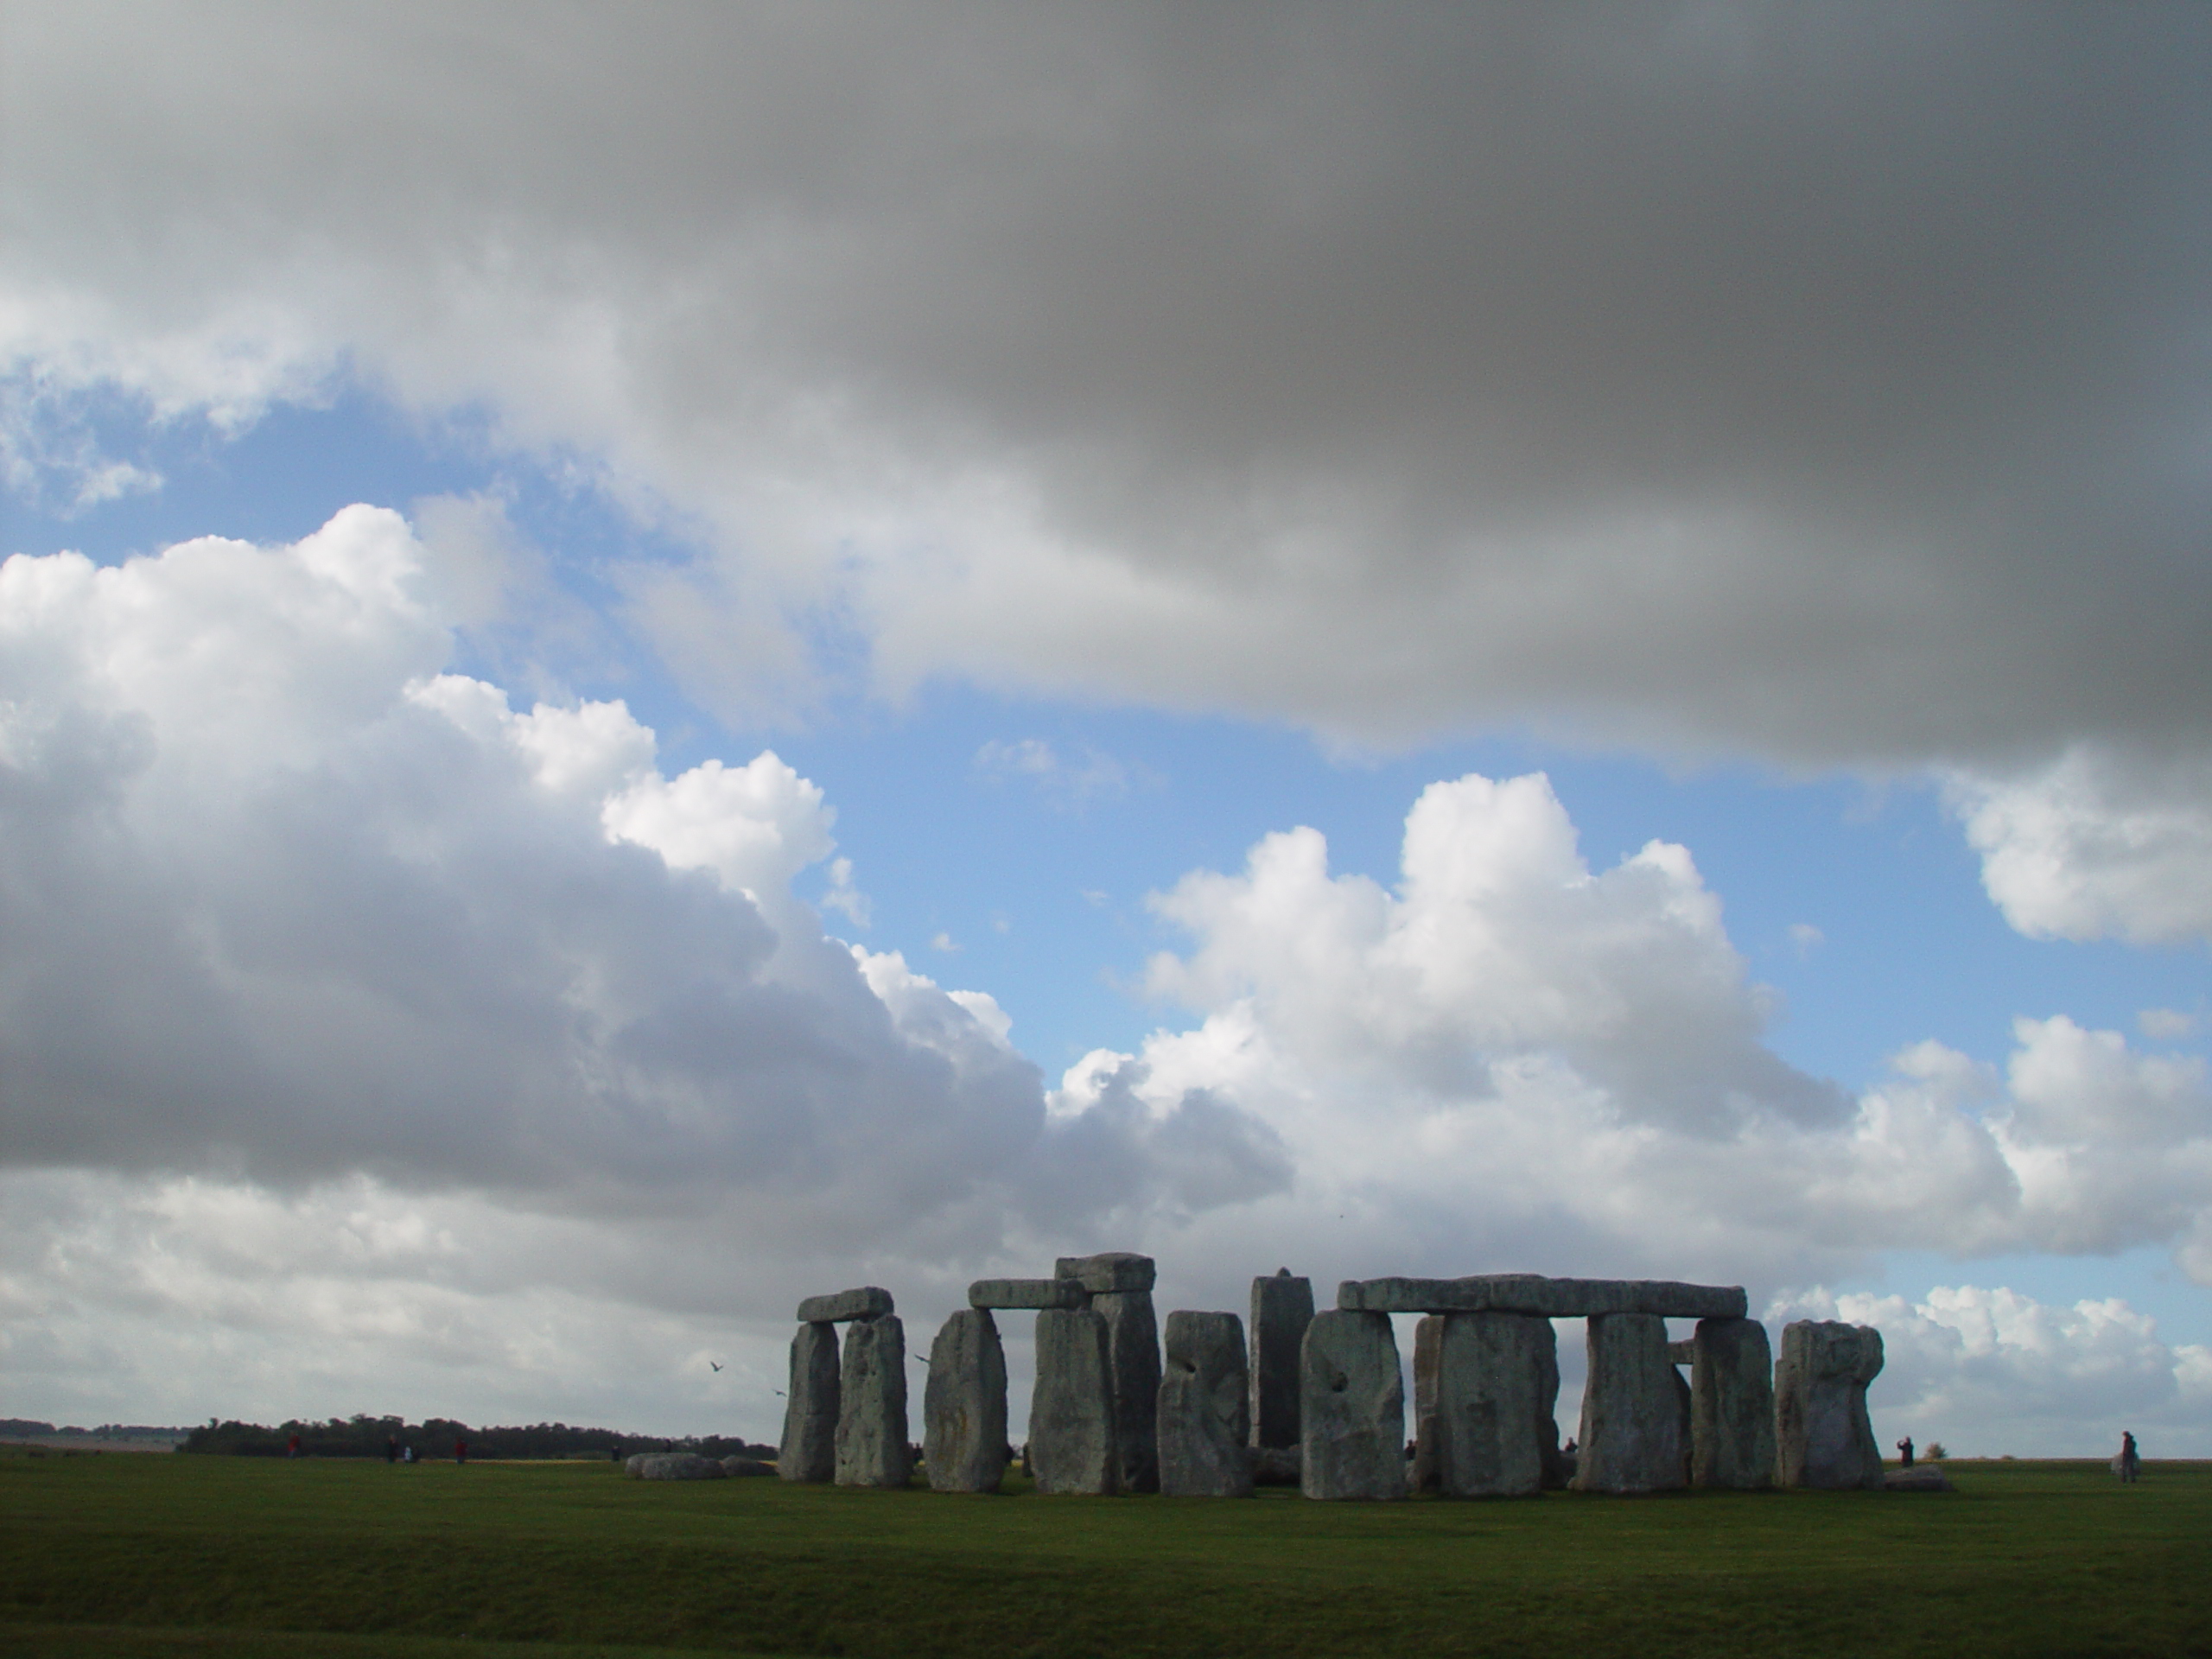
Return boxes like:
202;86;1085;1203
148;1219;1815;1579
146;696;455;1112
969;1277;1087;1310
797;1286;894;1323
1056;1252;1157;1294
1337;1274;1745;1321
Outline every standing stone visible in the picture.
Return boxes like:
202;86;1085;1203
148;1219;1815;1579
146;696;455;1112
1410;1314;1444;1494
1031;1306;1118;1494
834;1313;911;1488
1159;1311;1252;1498
1691;1316;1776;1489
924;1308;1007;1494
1775;1320;1884;1490
1249;1269;1315;1452
1300;1310;1406;1501
1433;1312;1556;1497
1572;1313;1686;1494
1535;1325;1567;1489
778;1321;840;1483
1058;1254;1160;1493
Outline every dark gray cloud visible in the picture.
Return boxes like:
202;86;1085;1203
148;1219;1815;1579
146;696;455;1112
5;3;2206;763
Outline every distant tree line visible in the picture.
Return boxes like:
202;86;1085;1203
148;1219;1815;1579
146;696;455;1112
1;1420;187;1444
178;1414;774;1460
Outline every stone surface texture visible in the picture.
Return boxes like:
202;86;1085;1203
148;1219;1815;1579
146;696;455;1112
968;1277;1086;1310
626;1452;723;1479
1158;1310;1253;1497
834;1313;912;1488
1431;1312;1558;1497
797;1286;894;1324
1339;1274;1746;1320
721;1456;776;1477
1572;1313;1688;1494
923;1307;1008;1493
1535;1326;1567;1489
1249;1269;1315;1452
1690;1316;1775;1489
1885;1464;1955;1492
1775;1320;1885;1490
1029;1306;1119;1494
1056;1252;1157;1294
1093;1288;1163;1492
1249;1446;1301;1486
777;1321;841;1483
1410;1314;1443;1494
1300;1309;1406;1501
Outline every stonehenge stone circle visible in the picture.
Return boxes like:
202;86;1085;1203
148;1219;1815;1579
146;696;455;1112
1300;1309;1406;1501
1058;1254;1160;1493
798;1286;894;1324
1030;1304;1119;1494
834;1313;912;1488
1249;1269;1314;1452
778;1320;841;1483
1775;1320;1885;1490
968;1277;1087;1310
1431;1311;1559;1497
1572;1313;1687;1494
1158;1310;1253;1497
1690;1316;1775;1489
1340;1275;1746;1320
924;1307;1008;1493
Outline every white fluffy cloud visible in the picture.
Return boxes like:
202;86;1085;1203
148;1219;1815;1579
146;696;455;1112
1774;1284;2212;1458
1949;749;2212;947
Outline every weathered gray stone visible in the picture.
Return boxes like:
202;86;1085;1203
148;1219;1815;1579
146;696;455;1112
1668;1339;1697;1364
627;1452;724;1480
1775;1320;1884;1490
1249;1269;1314;1452
1339;1274;1747;1320
1029;1306;1118;1494
797;1286;894;1324
1249;1445;1301;1486
1093;1289;1162;1492
1056;1251;1157;1294
1885;1464;1955;1492
778;1321;840;1483
1159;1310;1252;1497
1410;1314;1443;1494
968;1277;1086;1310
924;1307;1007;1493
1690;1317;1775;1489
1430;1312;1557;1497
1535;1326;1567;1490
1572;1313;1688;1494
834;1313;912;1488
721;1456;776;1477
1300;1310;1406;1501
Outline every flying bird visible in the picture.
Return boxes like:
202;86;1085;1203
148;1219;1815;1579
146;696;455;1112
709;1361;722;1372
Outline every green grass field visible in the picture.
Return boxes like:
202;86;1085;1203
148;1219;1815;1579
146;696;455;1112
3;1451;2206;1658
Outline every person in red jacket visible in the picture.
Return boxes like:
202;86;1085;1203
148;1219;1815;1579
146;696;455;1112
454;1436;467;1465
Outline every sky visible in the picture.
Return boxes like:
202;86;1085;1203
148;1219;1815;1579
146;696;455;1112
3;2;2209;1458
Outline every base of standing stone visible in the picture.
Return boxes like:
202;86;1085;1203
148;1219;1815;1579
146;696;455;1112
1572;1313;1686;1494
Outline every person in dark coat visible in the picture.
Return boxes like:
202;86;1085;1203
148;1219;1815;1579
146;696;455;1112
2120;1431;2140;1483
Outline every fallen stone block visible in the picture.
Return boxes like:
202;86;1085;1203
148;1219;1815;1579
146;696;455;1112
778;1320;841;1484
627;1452;724;1480
1056;1251;1157;1294
1338;1274;1747;1321
1249;1445;1301;1486
924;1307;1008;1493
969;1277;1087;1310
797;1286;894;1324
1250;1269;1315;1452
1690;1316;1774;1489
1030;1305;1118;1494
1159;1310;1252;1497
835;1313;912;1488
1885;1464;1955;1492
1572;1313;1687;1494
1300;1309;1405;1501
721;1456;776;1477
1776;1320;1884;1490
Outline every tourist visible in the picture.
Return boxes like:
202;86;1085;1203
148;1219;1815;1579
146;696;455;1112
1896;1436;1914;1467
455;1435;468;1465
2120;1431;2140;1483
